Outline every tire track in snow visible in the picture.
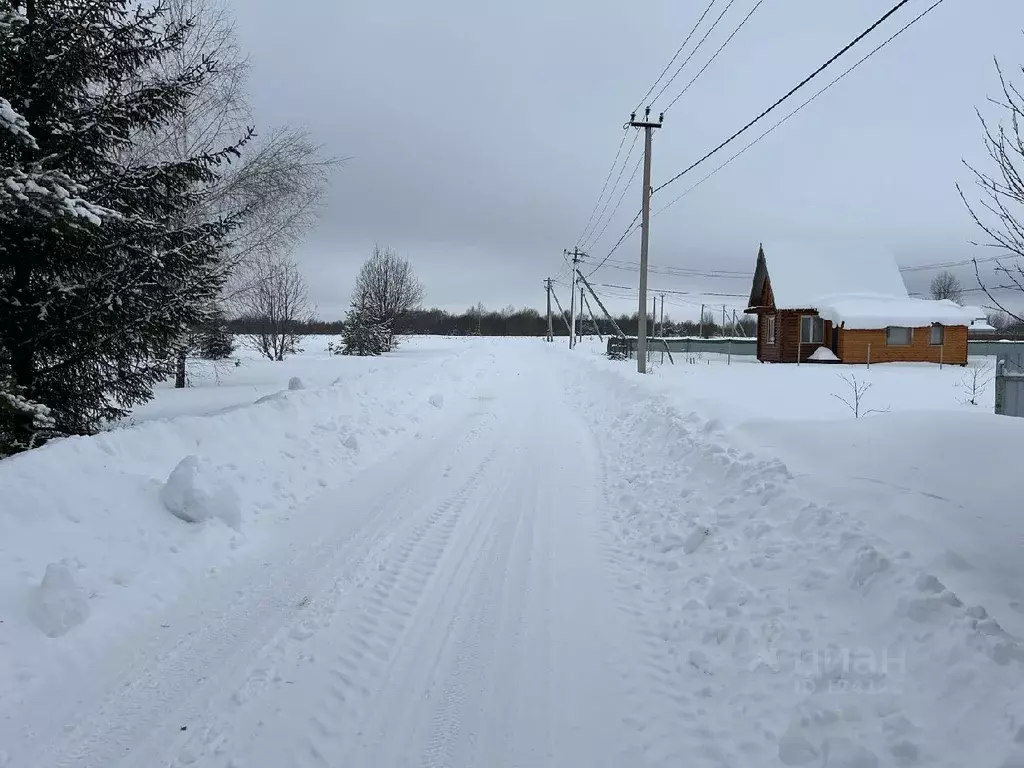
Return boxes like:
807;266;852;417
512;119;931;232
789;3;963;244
24;407;493;768
198;440;510;768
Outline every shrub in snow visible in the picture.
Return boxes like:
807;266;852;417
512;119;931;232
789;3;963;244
830;374;889;419
160;455;242;530
288;377;304;391
959;360;994;406
0;377;58;456
30;562;90;638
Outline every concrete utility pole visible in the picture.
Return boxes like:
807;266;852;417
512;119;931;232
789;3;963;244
564;248;583;349
659;293;666;338
699;303;705;338
577;270;626;339
722;305;727;338
629;107;663;374
580;285;586;342
545;278;553;342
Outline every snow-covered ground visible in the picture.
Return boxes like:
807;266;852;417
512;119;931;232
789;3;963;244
2;336;1022;767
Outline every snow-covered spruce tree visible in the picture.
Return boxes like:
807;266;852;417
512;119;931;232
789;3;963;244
195;309;235;360
338;304;389;356
0;1;245;451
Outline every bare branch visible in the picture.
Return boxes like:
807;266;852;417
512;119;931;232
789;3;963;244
231;252;312;360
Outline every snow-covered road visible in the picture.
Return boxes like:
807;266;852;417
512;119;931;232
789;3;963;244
3;340;1023;767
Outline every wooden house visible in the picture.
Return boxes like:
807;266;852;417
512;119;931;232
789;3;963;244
744;242;972;365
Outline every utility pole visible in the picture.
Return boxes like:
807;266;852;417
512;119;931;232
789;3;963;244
699;303;705;338
722;305;727;338
659;293;665;338
580;284;586;342
564;248;583;349
545;278;553;342
577;270;626;339
630;107;663;374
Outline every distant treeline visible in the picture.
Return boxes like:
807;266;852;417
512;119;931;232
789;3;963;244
227;306;755;338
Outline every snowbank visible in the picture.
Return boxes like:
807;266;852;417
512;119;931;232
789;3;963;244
572;344;1024;766
815;293;974;329
0;337;484;691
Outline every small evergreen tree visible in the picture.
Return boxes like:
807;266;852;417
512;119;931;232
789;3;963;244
0;1;247;451
195;309;235;360
337;305;389;356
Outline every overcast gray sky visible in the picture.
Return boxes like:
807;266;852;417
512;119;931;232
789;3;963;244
235;0;1022;320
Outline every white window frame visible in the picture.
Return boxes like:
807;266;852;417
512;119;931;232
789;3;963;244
930;324;944;345
766;315;776;345
886;326;912;346
800;315;824;344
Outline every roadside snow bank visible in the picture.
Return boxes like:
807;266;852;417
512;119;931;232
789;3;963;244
568;349;1024;768
0;339;482;695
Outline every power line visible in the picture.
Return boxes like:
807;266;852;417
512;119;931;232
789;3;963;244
583;154;644;253
575;128;630;247
663;0;765;113
653;0;949;215
584;210;642;278
632;0;719;114
652;0;925;196
581;132;640;251
599;261;750;279
591;281;748;299
652;0;739;110
899;252;1017;273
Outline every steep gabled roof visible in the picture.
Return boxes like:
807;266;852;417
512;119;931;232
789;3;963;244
754;241;909;308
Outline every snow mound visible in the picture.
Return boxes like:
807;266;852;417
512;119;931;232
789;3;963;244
808;346;839;362
288;377;304;391
428;393;444;409
160;455;242;531
29;562;90;638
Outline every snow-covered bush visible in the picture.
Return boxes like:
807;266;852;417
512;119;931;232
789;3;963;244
0;378;58;456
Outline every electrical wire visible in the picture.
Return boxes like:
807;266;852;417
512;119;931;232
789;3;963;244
574;128;630;247
584;210;642;278
651;0;924;196
581;132;640;252
584;154;644;253
652;0;740;110
663;0;765;113
899;252;1017;272
631;0;719;115
654;0;949;215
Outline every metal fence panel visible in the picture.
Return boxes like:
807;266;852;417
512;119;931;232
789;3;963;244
995;349;1024;417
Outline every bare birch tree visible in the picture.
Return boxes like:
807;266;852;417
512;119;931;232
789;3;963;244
958;58;1024;324
125;0;337;383
234;252;312;361
353;246;425;348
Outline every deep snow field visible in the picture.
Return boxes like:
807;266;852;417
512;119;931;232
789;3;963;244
1;335;1022;768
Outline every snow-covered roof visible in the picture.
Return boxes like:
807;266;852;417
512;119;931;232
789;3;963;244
756;241;909;308
961;305;988;321
814;294;975;330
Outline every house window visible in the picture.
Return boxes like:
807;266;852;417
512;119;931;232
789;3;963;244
886;326;912;345
930;324;944;345
800;315;824;344
766;315;776;344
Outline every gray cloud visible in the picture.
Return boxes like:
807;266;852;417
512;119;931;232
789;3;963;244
235;0;1022;319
